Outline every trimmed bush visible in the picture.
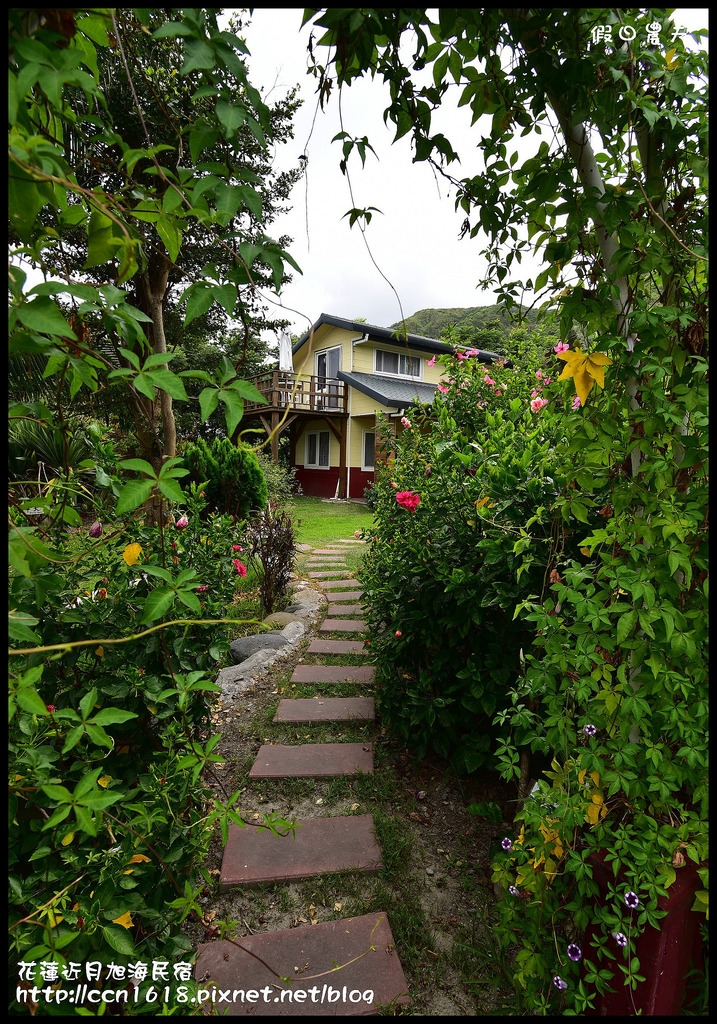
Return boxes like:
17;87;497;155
182;437;267;518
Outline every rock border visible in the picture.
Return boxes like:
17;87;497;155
215;579;327;702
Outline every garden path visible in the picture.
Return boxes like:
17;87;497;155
193;542;411;1014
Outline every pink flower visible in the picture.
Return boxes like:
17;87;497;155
176;515;188;530
197;585;208;593
396;491;420;512
530;397;548;413
395;630;402;638
233;560;247;577
465;348;481;357
554;342;569;355
426;356;436;367
354;530;361;538
232;544;243;551
572;394;582;410
437;384;449;394
400;416;412;428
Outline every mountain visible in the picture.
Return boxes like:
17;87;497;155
390;304;538;340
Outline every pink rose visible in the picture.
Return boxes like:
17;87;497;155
176;515;188;530
530;397;548;413
233;560;247;577
232;544;243;551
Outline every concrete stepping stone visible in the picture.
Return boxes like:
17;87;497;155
319;619;367;633
327;604;363;616
290;664;374;684
249;743;373;779
311;548;352;555
194;911;411;1015
273;697;375;723
306;639;367;655
333;538;366;543
316;578;358;589
321;591;363;602
219;814;381;889
309;570;354;578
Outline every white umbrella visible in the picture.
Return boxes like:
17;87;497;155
278;329;293;372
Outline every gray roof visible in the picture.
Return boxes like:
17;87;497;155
294;313;451;355
293;313;508;365
338;370;438;409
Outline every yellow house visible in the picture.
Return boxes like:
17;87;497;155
242;313;503;500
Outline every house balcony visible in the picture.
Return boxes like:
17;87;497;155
243;371;348;417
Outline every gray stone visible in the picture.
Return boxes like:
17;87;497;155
230;634;289;664
263;611;303;627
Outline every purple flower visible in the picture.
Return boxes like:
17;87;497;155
501;838;513;851
509;885;519;896
613;931;628;947
567;944;582;961
553;975;568;991
583;723;597;736
88;521;103;538
624;891;640;909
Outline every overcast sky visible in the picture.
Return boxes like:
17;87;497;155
237;7;708;342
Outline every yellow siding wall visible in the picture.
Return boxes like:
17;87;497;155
294;419;338;468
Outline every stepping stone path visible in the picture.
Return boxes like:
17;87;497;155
197;541;411;1013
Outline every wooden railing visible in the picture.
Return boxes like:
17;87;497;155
244;371;347;414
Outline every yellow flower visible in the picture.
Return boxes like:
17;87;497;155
122;543;143;566
556;347;612;405
112;911;133;929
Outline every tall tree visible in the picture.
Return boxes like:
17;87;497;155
302;8;708;1012
10;8;302;520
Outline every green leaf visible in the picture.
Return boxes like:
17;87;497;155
102;924;137;955
156;216;182;262
219;389;244;437
16;299;75;338
115;479;155;515
198;387;220;422
140;588;175;623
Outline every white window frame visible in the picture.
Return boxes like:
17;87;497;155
315;345;342;379
361;429;376;471
305;429;331;469
373;347;423;380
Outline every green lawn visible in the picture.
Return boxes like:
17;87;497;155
288;495;374;547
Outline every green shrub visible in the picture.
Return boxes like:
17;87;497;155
182;437;268;518
254;449;302;505
358;349;574;774
8;485;262;977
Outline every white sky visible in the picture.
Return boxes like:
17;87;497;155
237;7;709;341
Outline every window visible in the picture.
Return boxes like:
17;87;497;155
306;430;330;468
362;430;375;471
374;348;421;378
316;346;341;380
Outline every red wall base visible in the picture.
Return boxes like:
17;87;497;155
293;467;375;501
294;467;341;498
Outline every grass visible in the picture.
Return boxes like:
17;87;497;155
290;495;374;547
